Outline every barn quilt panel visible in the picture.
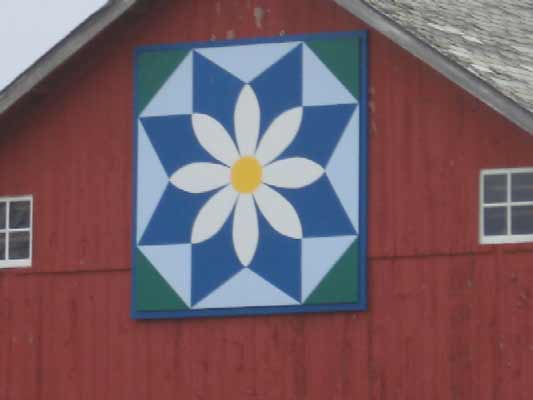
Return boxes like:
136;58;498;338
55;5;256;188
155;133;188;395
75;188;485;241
132;32;368;319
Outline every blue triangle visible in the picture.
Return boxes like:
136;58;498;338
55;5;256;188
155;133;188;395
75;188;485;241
136;122;169;241
194;269;298;309
140;244;192;306
141;52;193;117
301;235;356;301
326;107;360;231
302;44;357;106
196;42;301;83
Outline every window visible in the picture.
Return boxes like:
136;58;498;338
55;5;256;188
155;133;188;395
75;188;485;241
480;168;533;244
0;196;32;268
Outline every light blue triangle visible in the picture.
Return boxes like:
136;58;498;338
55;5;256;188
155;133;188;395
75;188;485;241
140;244;192;307
196;42;301;83
193;269;299;309
301;235;356;301
136;121;169;241
140;52;193;117
302;44;357;106
326;107;359;231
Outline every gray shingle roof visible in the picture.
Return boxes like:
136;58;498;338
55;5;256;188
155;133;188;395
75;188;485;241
365;0;533;115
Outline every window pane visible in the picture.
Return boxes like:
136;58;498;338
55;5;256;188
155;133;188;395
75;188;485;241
512;172;533;202
0;202;5;229
0;233;5;260
8;231;30;260
484;174;507;203
484;207;507;236
511;206;533;235
9;201;30;229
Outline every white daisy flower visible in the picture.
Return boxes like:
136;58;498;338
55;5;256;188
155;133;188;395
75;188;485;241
170;84;324;266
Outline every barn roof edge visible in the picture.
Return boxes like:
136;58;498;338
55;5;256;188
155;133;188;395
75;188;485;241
0;0;138;116
1;0;532;134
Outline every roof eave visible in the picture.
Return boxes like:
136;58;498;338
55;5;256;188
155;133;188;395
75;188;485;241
1;0;532;135
335;0;533;135
0;0;138;115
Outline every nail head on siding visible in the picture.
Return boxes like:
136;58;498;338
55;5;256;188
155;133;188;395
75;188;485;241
254;7;265;29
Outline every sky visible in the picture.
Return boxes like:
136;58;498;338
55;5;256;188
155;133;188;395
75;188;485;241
0;0;107;91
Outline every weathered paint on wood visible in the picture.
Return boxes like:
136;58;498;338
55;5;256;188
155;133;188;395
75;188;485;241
0;0;532;399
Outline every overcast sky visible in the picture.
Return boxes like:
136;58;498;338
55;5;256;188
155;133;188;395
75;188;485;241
0;0;107;91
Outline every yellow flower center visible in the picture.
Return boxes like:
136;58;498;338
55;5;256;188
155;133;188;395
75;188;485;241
231;156;262;193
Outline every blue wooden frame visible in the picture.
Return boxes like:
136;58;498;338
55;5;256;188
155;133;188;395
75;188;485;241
131;31;369;319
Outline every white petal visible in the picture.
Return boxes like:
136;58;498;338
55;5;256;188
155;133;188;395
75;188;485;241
254;184;303;239
170;163;230;193
255;107;303;165
262;157;324;189
192;113;240;166
234;85;260;156
232;195;259;266
191;185;238;244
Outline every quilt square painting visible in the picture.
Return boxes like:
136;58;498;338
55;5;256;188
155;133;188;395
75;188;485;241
132;32;368;319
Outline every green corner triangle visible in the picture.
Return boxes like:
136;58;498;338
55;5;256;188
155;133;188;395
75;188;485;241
135;249;188;311
305;239;359;305
136;49;189;115
306;38;360;99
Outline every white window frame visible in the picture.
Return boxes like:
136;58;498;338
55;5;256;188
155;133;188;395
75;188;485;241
0;195;33;268
480;168;533;244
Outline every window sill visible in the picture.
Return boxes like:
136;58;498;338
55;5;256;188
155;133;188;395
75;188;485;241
480;234;533;245
0;260;32;269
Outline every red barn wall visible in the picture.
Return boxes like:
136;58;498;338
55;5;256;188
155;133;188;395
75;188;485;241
1;1;532;399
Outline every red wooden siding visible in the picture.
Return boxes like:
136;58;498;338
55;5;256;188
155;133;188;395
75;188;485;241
0;0;532;398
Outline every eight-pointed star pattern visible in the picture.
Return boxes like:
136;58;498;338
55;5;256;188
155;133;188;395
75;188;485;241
134;37;363;313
